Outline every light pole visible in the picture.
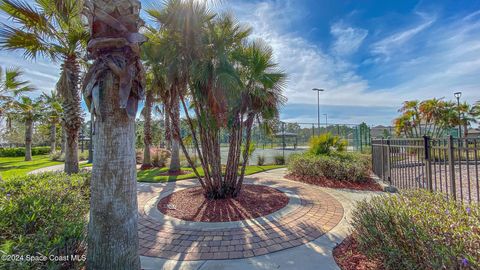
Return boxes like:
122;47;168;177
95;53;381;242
323;113;328;127
454;91;462;138
312;88;324;133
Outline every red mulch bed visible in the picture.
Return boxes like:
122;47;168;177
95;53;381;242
158;184;289;222
333;235;384;270
285;174;383;191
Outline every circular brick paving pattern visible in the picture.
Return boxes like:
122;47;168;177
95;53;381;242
137;178;344;261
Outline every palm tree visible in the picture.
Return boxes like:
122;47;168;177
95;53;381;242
141;29;169;169
148;1;286;198
229;40;286;195
83;0;145;268
5;96;43;161
456;102;478;137
0;66;33;116
0;0;87;173
40;91;62;153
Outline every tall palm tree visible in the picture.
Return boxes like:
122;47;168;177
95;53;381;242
5;96;43;161
229;40;286;195
83;0;145;268
40;90;62;153
0;0;87;173
141;29;168;168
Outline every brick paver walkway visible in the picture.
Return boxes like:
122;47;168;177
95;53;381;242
137;176;344;261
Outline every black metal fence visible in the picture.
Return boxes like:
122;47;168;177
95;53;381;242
372;136;480;203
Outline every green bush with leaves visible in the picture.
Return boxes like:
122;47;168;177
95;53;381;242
352;190;479;270
309;133;347;155
274;155;285;165
0;147;51;157
0;173;90;270
288;152;370;181
257;155;265;166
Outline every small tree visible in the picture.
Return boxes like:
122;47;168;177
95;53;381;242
6;96;43;161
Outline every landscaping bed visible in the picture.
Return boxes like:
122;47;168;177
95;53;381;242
333;235;383;270
158;184;289;222
285;174;382;191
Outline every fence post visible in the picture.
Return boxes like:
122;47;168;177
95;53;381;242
424;135;433;191
380;138;385;180
386;138;392;184
447;135;456;200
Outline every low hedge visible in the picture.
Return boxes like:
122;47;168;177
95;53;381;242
288;152;371;181
352;190;479;269
0;147;51;157
0;172;90;269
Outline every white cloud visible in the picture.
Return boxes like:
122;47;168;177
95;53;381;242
330;21;368;56
370;12;436;62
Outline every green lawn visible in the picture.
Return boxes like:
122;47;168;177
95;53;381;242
0;155;284;183
137;164;285;183
0;155;63;179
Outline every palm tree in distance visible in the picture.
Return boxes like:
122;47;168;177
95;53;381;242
40;91;63;153
83;0;145;268
0;0;87;174
0;66;33;180
0;66;33;116
5;96;43;161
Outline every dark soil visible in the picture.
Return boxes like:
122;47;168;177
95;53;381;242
158;184;289;222
333;235;384;270
285;174;383;191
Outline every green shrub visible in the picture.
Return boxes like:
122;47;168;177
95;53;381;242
273;155;285;165
309;133;347;155
352;190;480;270
257;155;265;166
0;147;51;157
288;152;370;181
0;172;90;270
49;150;63;161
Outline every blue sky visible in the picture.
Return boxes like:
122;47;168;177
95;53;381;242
1;0;480;125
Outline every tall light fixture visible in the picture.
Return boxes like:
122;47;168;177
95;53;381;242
312;88;324;132
454;91;462;138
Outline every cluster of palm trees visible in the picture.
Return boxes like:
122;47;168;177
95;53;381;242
143;0;286;199
394;99;479;137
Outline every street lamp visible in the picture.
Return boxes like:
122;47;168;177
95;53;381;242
323;113;328;127
312;88;324;133
454;91;462;138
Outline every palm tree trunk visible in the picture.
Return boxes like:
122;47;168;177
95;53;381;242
59;56;82;174
87;72;140;270
50;122;56;153
142;90;153;169
235;113;255;195
60;124;66;154
169;95;181;172
85;0;143;268
164;103;171;150
24;119;33;161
